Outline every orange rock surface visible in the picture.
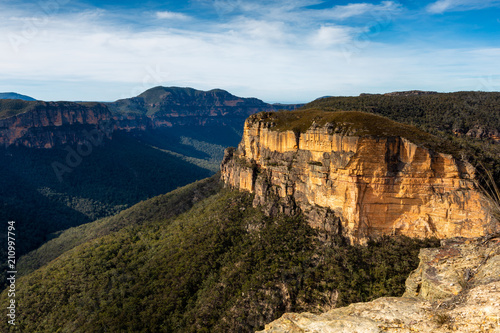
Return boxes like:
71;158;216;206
221;112;496;243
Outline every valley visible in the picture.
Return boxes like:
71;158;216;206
0;88;499;332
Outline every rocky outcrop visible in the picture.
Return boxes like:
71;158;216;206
221;111;497;243
0;101;157;148
258;235;500;333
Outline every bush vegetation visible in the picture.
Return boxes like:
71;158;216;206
16;175;221;277
0;186;439;332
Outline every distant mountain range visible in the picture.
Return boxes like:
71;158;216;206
0;92;36;101
0;86;303;279
0;87;302;148
107;86;300;117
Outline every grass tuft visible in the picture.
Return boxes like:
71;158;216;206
475;163;500;224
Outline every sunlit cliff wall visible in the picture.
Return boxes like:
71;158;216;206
221;112;496;243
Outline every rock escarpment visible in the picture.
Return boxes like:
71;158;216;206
0;87;302;148
0;101;115;148
221;110;497;243
258;235;500;333
0;101;158;148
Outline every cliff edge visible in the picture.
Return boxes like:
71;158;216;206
221;110;497;243
258;235;500;332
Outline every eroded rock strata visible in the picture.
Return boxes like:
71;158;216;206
221;111;496;243
0;102;114;148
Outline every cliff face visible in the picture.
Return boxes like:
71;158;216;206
0;102;114;148
221;111;496;243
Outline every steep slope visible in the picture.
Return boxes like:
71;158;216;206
221;110;497;243
0;131;211;287
17;175;222;277
0;178;438;332
0;92;36;101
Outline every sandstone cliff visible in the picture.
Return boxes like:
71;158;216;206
221;110;497;243
0;101;115;148
258;235;500;333
0;87;301;148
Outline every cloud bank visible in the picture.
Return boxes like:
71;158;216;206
0;0;498;102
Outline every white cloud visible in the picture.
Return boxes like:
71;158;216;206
0;1;498;102
427;0;500;13
156;11;190;20
312;25;356;46
325;1;401;20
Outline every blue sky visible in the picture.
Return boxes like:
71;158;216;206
0;0;499;103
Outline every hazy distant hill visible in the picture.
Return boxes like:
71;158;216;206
0;92;36;101
107;86;301;117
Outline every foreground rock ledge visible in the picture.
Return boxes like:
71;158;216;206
257;236;500;333
221;110;497;243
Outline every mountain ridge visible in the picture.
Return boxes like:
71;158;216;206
0;86;302;148
0;92;36;101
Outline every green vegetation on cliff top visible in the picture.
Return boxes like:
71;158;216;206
257;109;459;157
304;91;500;136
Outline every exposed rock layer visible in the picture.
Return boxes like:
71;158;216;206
258;236;500;333
0;87;301;148
221;111;496;243
0;102;113;148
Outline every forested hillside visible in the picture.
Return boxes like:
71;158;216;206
0;132;213;287
1;177;438;332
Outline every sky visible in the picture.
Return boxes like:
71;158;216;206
0;0;499;103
